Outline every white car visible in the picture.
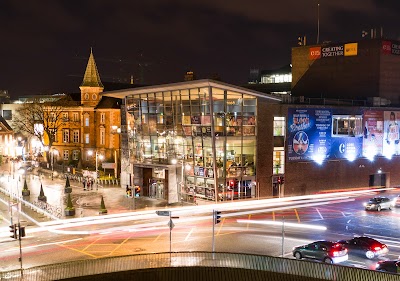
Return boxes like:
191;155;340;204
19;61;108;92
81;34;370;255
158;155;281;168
364;197;392;211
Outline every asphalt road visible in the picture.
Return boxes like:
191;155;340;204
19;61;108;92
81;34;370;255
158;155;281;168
1;188;400;273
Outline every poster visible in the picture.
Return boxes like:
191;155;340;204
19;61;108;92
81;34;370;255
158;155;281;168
383;111;400;156
288;108;331;161
362;110;384;157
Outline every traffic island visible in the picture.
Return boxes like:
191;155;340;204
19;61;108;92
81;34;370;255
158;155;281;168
65;193;76;217
64;176;72;193
22;178;30;196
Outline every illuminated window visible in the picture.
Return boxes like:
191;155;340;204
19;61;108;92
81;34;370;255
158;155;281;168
85;116;89;126
332;115;362;137
85;133;89;144
100;128;105;145
62;113;68;121
73;113;79;122
63;150;69;161
100;113;105;124
261;74;292;84
73;130;79;143
72;150;79;160
274;117;285;136
273;148;285;175
63;129;70;143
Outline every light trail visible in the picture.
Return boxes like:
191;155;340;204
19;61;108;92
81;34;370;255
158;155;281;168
237;219;327;231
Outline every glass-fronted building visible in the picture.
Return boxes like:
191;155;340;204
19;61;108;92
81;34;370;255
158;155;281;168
104;80;280;203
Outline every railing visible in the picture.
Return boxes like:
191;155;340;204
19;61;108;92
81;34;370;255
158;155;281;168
0;252;398;281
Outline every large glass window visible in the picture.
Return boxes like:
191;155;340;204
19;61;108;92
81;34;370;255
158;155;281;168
332;115;362;137
274;117;286;136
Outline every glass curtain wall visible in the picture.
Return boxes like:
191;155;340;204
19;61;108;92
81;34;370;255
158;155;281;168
126;86;257;202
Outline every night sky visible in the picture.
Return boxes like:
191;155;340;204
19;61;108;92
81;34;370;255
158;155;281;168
1;0;400;98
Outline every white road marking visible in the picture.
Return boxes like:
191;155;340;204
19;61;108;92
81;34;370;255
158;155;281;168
315;208;324;220
185;228;195;241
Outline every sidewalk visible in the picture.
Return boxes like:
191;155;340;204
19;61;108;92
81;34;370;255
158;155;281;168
0;163;194;223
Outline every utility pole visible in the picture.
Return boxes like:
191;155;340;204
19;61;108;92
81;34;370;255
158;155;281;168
317;0;320;44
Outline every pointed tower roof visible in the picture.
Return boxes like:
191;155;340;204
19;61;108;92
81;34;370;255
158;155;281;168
81;48;104;88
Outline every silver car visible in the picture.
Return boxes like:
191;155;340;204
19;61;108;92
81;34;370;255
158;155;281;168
364;197;392;211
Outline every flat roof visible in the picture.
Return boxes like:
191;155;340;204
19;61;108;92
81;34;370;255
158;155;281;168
102;79;282;102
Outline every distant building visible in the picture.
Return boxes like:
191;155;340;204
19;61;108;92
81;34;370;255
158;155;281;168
245;64;292;96
291;38;400;106
0;90;10;104
184;71;196;81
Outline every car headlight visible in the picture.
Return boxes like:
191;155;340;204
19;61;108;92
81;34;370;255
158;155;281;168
363;203;367;206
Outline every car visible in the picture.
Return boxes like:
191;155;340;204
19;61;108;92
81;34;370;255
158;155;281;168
337;236;389;259
375;260;400;273
292;241;348;264
364;196;392;211
392;195;400;207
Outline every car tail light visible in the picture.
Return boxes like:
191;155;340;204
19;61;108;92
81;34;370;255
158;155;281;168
332;251;340;257
374;246;381;251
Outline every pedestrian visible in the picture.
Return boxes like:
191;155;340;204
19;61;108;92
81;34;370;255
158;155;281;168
83;178;86;190
90;178;94;190
87;179;91;190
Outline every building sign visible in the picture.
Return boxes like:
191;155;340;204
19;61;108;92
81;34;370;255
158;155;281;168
344;43;358;56
288;108;332;161
102;162;116;169
382;40;400;55
321;45;344;57
309;47;321;60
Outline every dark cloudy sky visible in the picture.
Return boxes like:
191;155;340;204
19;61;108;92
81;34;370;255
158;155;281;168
1;0;400;97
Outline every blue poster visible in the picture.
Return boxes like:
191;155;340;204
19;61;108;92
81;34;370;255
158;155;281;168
288;108;332;161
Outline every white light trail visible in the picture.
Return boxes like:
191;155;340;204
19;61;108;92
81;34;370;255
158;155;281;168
237;219;327;231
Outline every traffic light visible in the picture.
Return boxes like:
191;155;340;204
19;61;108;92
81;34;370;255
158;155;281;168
277;177;282;184
134;186;141;197
214;210;222;224
281;176;285;184
298;36;303;46
9;224;17;239
18;225;26;238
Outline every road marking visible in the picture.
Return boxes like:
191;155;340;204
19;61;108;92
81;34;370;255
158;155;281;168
153;233;163;242
216;218;225;235
315;208;324;220
184;228;195;241
247;214;251;230
272;212;275;221
294;209;300;223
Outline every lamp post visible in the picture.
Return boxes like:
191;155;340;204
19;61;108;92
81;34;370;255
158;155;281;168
51;149;58;181
88;150;104;179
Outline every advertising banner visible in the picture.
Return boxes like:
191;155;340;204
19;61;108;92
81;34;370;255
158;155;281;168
344;43;358;56
362;110;384;157
331;136;363;160
383;111;400;156
287;108;332;161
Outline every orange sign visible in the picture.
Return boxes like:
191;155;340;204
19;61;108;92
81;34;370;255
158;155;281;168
309;47;321;60
344;43;358;56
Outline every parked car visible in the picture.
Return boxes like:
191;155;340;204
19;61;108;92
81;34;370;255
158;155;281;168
364;197;392;211
337;236;389;259
375;260;400;273
292;241;348;264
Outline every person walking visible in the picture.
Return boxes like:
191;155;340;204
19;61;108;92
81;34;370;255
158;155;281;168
83;178;87;191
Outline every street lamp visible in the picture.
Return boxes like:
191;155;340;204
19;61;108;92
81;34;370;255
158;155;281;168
51;149;58;181
88;150;104;179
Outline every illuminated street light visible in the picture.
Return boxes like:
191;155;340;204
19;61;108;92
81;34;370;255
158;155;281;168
88;150;104;179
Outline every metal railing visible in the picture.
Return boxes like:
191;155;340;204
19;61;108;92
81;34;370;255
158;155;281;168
1;252;398;281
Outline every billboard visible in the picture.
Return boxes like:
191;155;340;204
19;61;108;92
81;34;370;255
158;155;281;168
287;108;332;161
288;108;363;162
362;110;384;157
383;111;400;156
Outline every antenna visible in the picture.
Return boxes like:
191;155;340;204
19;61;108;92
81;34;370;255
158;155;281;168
317;0;320;44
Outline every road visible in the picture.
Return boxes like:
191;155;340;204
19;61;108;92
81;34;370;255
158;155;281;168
1;188;400;273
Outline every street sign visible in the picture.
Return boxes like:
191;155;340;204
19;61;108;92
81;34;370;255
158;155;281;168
168;219;175;230
156;210;171;216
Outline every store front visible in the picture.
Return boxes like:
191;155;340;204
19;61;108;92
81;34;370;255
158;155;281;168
104;80;280;204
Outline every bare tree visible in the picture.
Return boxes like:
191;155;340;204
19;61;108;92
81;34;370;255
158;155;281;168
13;96;79;160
